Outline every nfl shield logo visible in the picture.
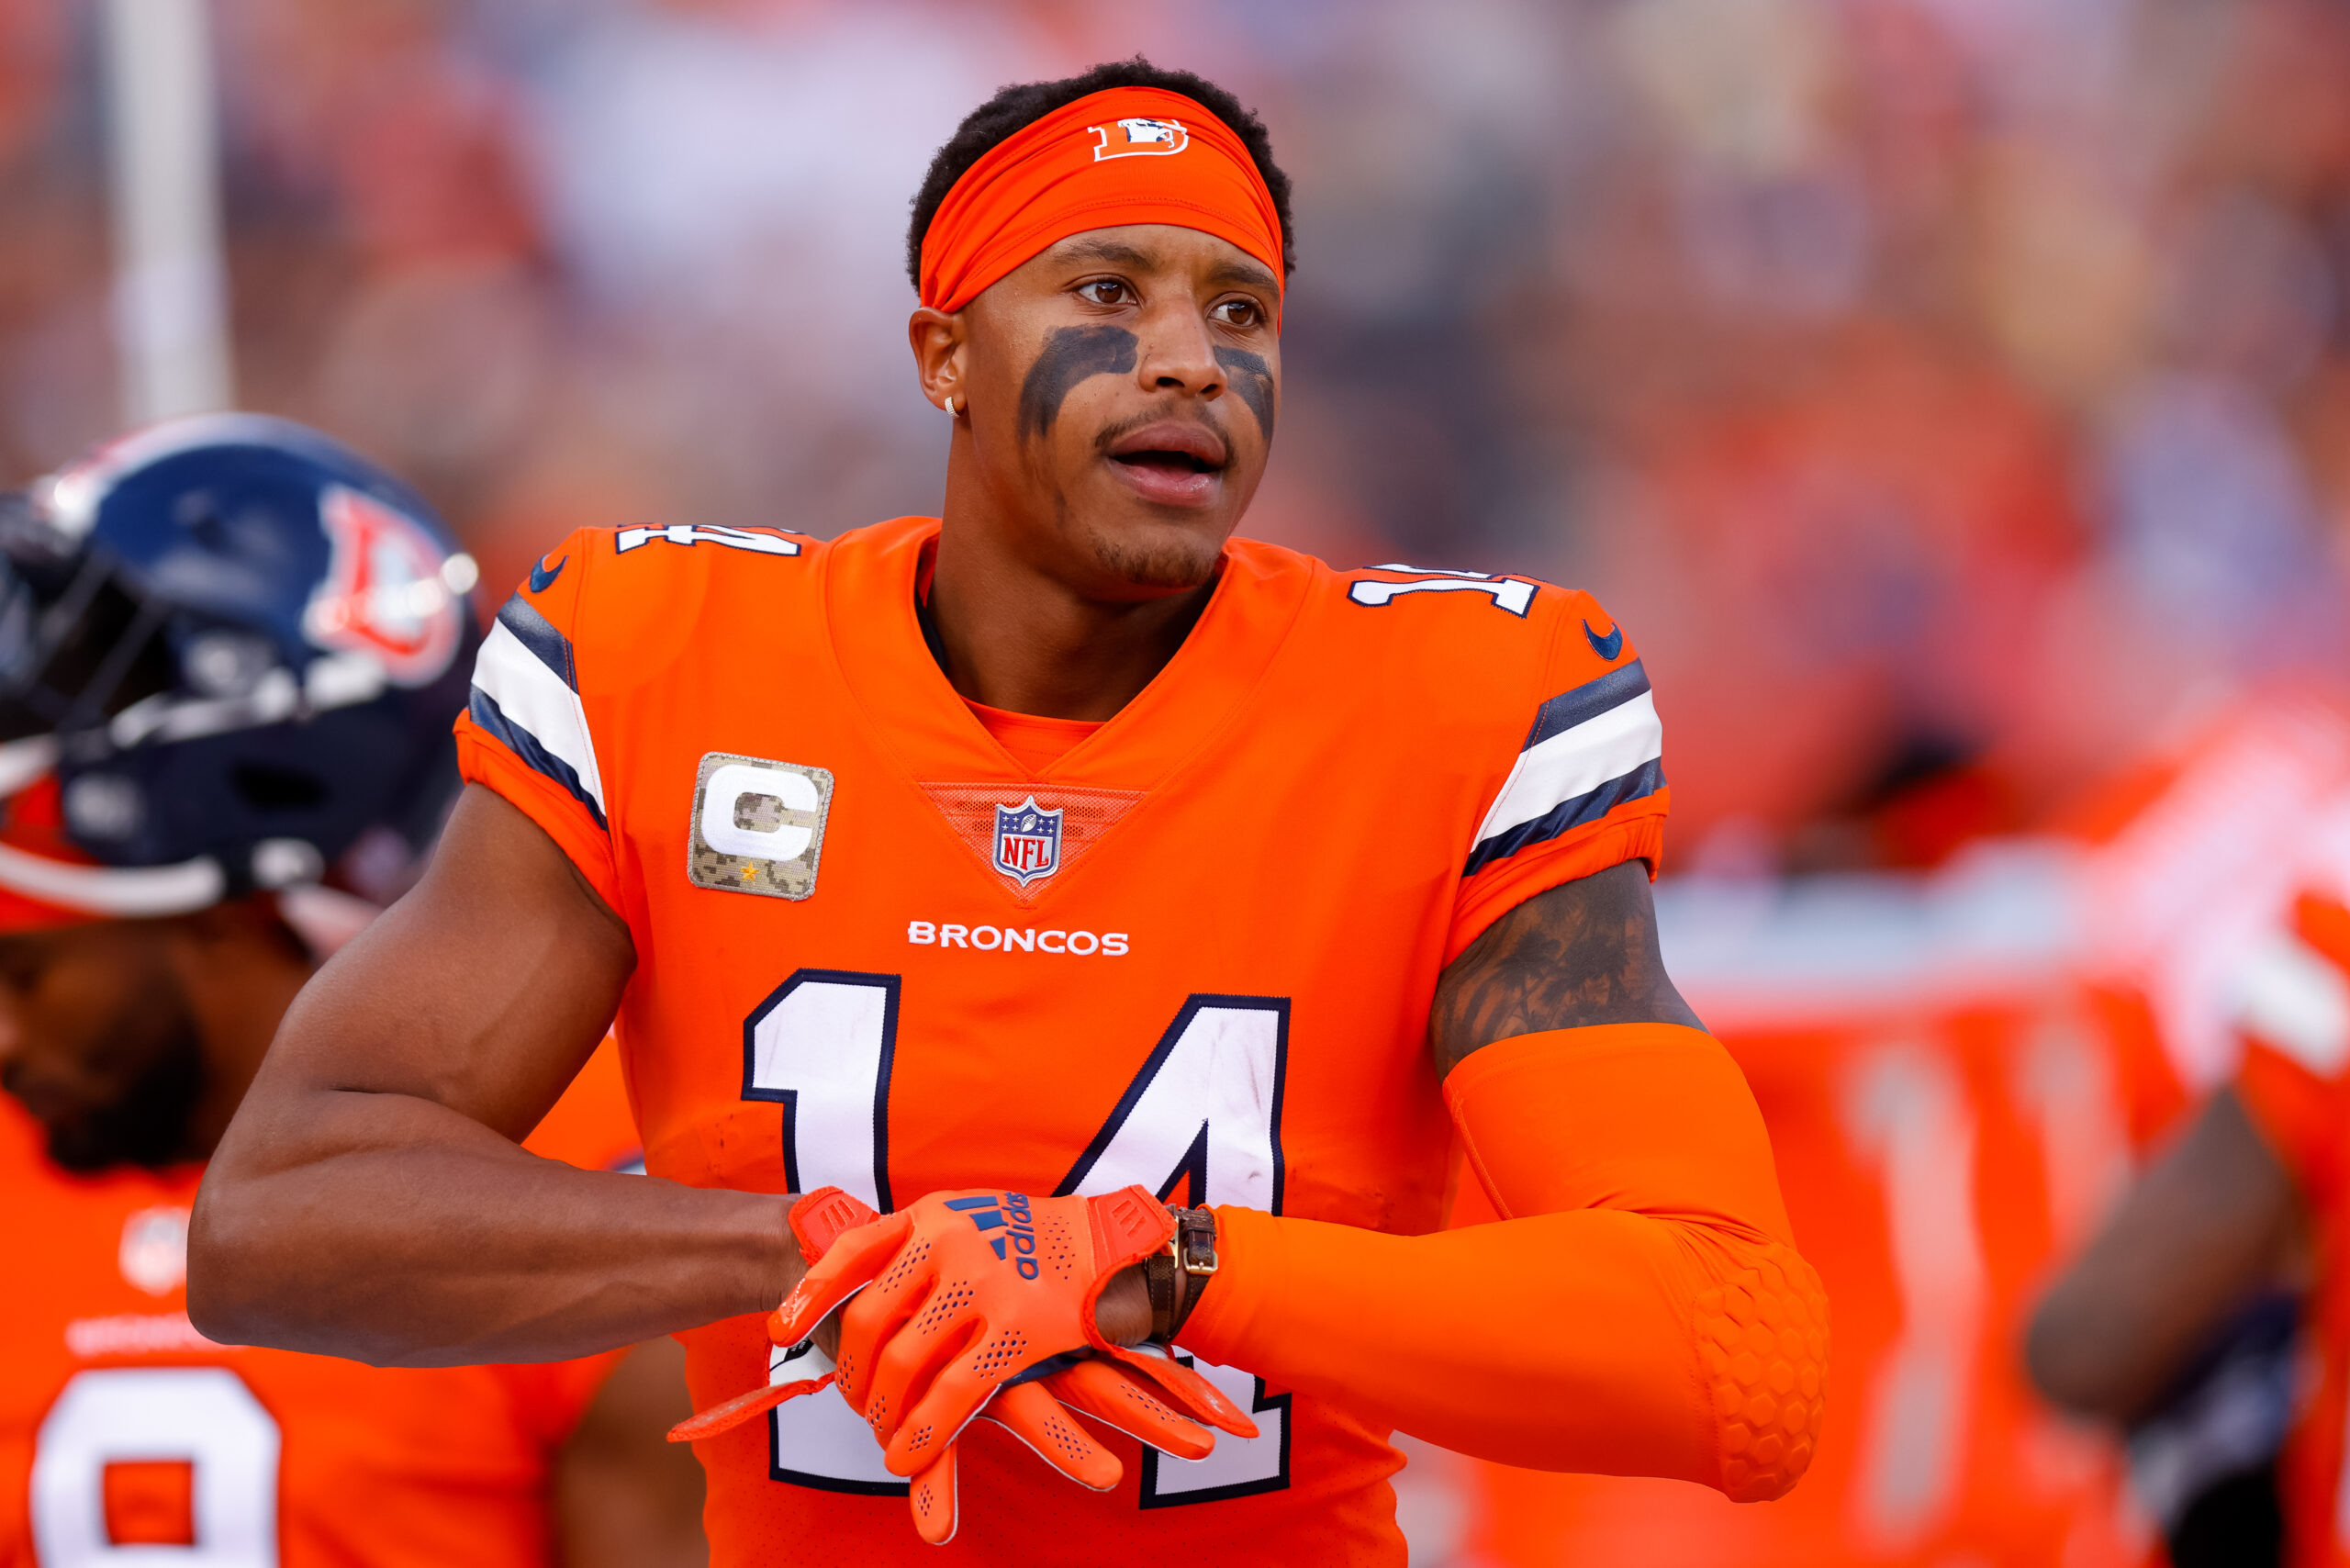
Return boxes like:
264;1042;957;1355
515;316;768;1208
992;796;1063;887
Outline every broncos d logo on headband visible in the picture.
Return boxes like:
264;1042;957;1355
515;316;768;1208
1090;117;1189;161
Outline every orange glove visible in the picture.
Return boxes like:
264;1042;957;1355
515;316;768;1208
666;1185;881;1440
771;1186;1259;1541
675;1186;1255;1546
898;1349;1225;1543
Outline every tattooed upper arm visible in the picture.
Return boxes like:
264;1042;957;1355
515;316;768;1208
1430;859;1701;1080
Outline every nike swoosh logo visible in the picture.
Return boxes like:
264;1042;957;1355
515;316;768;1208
529;554;566;593
1583;618;1624;660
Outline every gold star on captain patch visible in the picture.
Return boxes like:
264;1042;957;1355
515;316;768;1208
740;865;756;881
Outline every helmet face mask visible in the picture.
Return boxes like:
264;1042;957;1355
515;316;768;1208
0;414;482;910
0;544;180;745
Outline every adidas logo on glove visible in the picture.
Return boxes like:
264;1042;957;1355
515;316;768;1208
944;1192;1039;1278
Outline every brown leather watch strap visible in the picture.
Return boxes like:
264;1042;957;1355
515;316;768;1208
1147;1206;1219;1343
1145;1245;1179;1340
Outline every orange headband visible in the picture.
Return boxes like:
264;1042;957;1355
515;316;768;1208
918;85;1283;317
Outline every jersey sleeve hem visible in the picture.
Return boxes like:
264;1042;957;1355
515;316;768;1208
456;711;625;918
1445;802;1666;966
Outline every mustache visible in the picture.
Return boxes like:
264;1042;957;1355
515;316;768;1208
1091;404;1234;459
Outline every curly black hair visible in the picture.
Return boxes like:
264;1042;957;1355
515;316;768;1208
906;57;1295;293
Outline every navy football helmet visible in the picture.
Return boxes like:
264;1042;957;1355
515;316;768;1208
0;413;481;913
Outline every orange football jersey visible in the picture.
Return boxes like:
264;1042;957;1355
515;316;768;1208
0;1040;640;1567
453;516;1669;1564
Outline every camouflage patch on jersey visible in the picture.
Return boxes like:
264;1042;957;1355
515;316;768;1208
688;753;834;900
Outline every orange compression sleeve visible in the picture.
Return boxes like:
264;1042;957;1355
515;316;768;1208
1178;1025;1829;1501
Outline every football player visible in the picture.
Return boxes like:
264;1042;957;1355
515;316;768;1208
190;60;1830;1562
2018;700;2350;1567
0;415;707;1568
2031;868;2350;1568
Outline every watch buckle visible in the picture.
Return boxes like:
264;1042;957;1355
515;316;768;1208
1174;1230;1218;1276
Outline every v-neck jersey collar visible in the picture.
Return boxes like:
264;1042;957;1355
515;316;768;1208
822;516;1314;790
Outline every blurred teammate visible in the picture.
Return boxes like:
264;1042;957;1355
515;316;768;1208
0;415;705;1568
190;61;1829;1562
2031;879;2350;1568
2030;705;2350;1568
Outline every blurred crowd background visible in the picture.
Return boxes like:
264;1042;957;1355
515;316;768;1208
6;0;2346;868
10;0;2350;1563
0;0;2344;857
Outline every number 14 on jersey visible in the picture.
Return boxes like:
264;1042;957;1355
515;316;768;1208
741;971;1293;1505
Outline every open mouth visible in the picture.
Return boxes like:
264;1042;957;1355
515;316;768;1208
1109;449;1222;478
1103;421;1229;506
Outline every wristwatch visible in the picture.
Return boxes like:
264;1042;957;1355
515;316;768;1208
1146;1206;1219;1343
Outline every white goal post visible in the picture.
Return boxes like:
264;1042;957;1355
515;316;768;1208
100;0;234;425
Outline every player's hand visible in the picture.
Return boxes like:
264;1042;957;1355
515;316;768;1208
771;1185;1257;1474
899;1349;1226;1543
790;1201;1235;1545
772;1186;1256;1545
666;1186;879;1443
685;1184;1256;1544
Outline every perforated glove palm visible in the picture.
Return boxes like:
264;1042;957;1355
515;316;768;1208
775;1186;1256;1541
674;1185;1255;1547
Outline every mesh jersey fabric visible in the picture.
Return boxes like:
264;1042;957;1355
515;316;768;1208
453;516;1670;1564
0;1037;639;1567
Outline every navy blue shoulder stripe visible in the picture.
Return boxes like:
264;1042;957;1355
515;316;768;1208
496;593;577;692
467;688;607;830
1523;659;1650;751
1464;756;1665;878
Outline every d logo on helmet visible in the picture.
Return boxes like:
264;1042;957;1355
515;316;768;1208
301;487;466;687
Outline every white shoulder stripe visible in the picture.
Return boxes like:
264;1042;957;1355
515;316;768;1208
2232;930;2350;1077
1474;689;1662;845
472;620;606;815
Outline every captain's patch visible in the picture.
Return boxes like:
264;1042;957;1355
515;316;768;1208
688;753;834;900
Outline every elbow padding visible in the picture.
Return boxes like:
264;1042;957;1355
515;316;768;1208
1446;1025;1830;1501
1182;1025;1828;1501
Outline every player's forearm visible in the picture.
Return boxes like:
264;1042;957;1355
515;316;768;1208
1183;1206;1821;1496
190;1090;794;1366
2027;1090;2299;1418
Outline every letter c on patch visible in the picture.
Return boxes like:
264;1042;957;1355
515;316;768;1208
699;762;816;859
